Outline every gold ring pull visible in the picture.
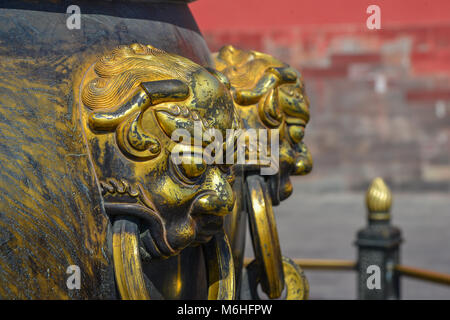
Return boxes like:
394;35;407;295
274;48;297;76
245;174;284;299
242;256;309;300
112;218;150;300
203;231;236;300
112;218;235;300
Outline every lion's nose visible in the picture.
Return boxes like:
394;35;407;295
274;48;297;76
293;145;313;176
192;168;235;217
193;193;234;216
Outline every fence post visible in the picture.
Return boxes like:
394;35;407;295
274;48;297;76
355;177;402;299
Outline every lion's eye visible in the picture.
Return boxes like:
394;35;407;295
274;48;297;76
173;155;207;184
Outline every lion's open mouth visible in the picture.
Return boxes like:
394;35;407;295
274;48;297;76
104;202;178;259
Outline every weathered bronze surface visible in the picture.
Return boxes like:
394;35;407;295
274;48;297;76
242;256;309;300
215;45;313;205
366;177;392;221
215;46;312;299
79;43;239;299
245;174;284;299
0;1;312;300
80;43;239;257
0;0;221;299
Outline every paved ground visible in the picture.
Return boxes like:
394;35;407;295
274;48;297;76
244;178;450;299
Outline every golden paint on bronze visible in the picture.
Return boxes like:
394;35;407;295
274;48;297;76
175;254;182;298
0;52;113;298
203;232;236;300
244;256;309;300
82;44;196;110
77;43;240;299
281;256;309;300
215;45;314;299
112;219;151;300
246;175;284;299
214;45;313;184
366;177;392;220
113;221;235;300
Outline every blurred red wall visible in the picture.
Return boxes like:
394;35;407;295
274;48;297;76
190;0;450;192
191;0;450;31
190;0;450;76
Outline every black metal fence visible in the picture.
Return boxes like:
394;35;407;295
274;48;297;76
245;177;450;299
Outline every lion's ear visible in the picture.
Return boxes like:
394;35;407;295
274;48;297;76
141;79;190;105
88;80;190;132
231;66;298;106
88;79;190;161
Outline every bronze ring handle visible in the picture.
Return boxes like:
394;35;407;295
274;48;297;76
112;218;150;300
245;174;285;299
242;256;309;300
112;218;235;300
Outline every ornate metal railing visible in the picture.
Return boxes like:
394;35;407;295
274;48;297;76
244;177;450;299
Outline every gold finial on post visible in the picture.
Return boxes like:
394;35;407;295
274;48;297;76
366;177;392;221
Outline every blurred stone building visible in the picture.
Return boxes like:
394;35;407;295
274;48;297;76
191;0;450;192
